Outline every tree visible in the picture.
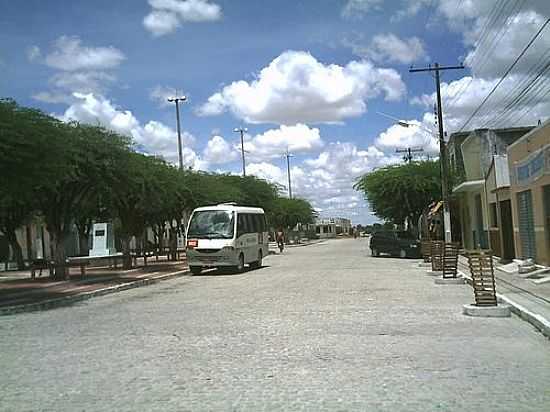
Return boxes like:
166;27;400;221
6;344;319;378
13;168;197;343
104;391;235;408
36;123;131;278
354;161;441;231
0;99;68;269
268;198;316;230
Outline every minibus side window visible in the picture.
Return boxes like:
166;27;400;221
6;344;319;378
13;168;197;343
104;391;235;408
237;213;246;238
255;214;265;232
245;214;255;234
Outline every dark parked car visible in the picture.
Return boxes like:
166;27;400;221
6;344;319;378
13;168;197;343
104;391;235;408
369;231;420;258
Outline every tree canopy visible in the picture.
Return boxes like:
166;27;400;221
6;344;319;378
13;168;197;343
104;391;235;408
1;99;317;274
354;161;441;228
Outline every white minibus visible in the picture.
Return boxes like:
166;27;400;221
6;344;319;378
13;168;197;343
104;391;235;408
185;204;269;275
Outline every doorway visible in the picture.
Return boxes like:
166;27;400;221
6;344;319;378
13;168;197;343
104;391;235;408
499;199;515;261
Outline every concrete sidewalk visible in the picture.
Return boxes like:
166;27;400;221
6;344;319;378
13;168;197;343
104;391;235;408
0;259;189;315
456;256;550;339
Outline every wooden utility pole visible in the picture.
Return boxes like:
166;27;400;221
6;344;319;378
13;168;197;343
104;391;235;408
396;147;424;163
409;63;464;242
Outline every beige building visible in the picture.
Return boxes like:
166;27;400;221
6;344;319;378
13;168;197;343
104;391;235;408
507;120;550;266
450;127;533;251
484;155;515;261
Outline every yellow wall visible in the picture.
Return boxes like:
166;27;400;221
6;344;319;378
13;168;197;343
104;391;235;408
508;122;550;265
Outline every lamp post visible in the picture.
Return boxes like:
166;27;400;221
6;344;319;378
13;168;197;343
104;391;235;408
233;127;248;177
284;148;293;199
167;95;187;170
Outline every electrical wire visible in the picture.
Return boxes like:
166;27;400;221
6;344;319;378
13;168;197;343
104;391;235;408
458;17;550;131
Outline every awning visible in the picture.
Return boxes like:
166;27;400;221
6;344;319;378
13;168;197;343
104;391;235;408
452;179;484;194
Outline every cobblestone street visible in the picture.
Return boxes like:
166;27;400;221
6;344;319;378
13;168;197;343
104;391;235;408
1;238;549;411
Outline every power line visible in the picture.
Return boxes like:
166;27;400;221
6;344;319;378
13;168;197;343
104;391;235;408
410;63;465;242
482;54;550;128
445;0;525;112
396;147;424;163
458;17;550;132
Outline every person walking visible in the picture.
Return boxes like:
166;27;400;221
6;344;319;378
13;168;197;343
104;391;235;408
276;227;285;253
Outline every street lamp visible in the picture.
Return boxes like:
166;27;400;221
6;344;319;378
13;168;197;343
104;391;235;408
390;114;452;242
168;95;187;170
233;127;248;177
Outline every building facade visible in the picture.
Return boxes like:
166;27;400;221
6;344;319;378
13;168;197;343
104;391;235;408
507;120;550;266
450;127;533;251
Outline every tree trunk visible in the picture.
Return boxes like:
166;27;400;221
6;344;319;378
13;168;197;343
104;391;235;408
5;228;25;270
51;230;68;280
121;236;132;270
169;224;177;261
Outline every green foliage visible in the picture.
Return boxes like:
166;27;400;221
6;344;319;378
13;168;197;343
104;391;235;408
354;161;441;227
268;197;316;229
0;99;317;272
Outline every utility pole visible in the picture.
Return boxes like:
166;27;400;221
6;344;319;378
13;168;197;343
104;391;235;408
284;148;294;199
167;95;187;170
233;127;248;177
396;147;424;163
410;63;464;242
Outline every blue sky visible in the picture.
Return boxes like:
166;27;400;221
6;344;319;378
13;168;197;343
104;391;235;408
2;0;549;224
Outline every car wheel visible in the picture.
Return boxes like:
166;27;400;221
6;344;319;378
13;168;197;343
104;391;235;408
371;248;379;257
399;249;407;259
236;253;245;273
190;266;202;275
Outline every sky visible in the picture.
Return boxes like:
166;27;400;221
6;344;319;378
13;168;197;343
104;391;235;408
2;0;549;224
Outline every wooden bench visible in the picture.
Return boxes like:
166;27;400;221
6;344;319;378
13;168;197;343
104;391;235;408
31;259;90;279
57;260;91;278
30;258;54;279
131;249;156;266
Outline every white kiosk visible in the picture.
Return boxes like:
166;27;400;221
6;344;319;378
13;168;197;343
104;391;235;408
90;223;117;257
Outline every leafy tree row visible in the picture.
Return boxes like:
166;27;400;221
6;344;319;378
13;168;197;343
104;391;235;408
0;99;316;278
354;161;442;231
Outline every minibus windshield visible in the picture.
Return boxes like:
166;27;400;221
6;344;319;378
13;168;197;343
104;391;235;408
187;210;234;239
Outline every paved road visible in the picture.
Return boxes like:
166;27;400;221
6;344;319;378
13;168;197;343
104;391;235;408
1;238;549;411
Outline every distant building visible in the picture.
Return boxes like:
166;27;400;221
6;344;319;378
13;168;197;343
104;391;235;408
314;217;352;238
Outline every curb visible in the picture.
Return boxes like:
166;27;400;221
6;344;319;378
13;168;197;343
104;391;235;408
457;269;550;339
0;269;190;316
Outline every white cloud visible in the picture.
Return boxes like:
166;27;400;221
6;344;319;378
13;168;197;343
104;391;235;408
31;91;73;104
149;85;183;108
411;74;550;131
351;33;427;65
43;36;125;71
26;45;41;61
247;141;401;223
143;0;222;36
31;36;124;103
341;0;383;19
247;162;286;184
375;114;439;154
197;50;406;124
60;92;202;168
49;71;116;95
203;135;239;164
391;0;432;22
244;124;324;160
143;11;181;36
